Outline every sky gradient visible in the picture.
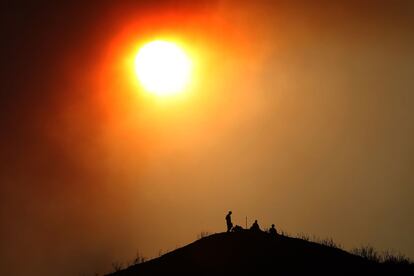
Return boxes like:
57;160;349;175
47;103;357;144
1;1;414;275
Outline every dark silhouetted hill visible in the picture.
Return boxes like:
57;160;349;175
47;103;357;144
106;231;414;276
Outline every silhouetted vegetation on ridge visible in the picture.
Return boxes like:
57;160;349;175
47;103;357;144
104;228;413;276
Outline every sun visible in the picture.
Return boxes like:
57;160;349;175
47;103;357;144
134;40;192;96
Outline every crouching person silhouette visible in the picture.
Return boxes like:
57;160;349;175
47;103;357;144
250;220;261;232
269;224;278;236
226;211;233;232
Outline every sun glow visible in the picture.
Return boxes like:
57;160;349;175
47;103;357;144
134;40;192;96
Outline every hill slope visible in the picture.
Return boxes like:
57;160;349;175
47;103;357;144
107;231;413;276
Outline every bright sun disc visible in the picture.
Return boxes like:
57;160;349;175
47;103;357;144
134;40;192;96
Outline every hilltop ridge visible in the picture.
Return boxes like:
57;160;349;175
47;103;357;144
106;231;413;276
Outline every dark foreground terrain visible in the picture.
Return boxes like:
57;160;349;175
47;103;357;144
107;231;413;276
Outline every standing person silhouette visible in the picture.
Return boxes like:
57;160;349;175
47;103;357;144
225;211;233;232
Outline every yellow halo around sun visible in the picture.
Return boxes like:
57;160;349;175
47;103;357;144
134;40;192;96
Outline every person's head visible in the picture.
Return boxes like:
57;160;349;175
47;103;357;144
272;224;275;228
255;220;257;223
229;211;232;214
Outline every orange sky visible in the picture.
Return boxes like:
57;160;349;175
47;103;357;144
1;1;414;275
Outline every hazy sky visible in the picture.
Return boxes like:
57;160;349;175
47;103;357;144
1;1;414;275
